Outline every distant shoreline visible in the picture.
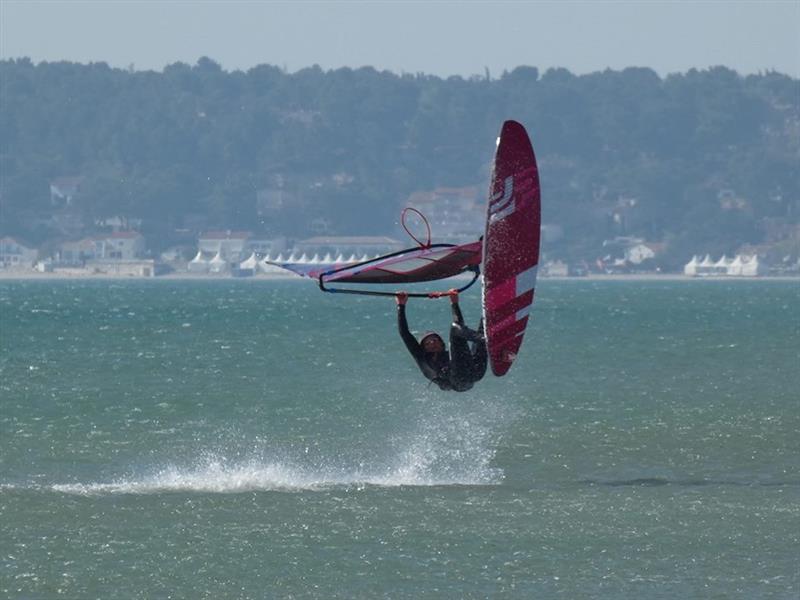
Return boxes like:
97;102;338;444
0;271;299;281
1;270;798;282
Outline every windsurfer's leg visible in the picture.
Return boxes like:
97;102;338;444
449;323;473;385
472;337;488;381
453;317;484;344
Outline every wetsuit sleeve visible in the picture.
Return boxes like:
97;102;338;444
398;304;442;383
398;304;425;363
451;301;465;326
450;301;483;343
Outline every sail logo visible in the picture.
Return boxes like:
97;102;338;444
488;167;537;224
489;176;515;223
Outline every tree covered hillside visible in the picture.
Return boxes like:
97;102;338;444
1;58;798;268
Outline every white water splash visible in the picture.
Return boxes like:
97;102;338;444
52;459;316;495
51;446;499;496
48;399;510;496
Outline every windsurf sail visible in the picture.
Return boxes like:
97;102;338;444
482;120;541;376
267;207;483;297
271;240;482;297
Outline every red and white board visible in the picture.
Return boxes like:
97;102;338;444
482;120;541;376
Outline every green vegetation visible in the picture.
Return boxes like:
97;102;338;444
1;58;797;268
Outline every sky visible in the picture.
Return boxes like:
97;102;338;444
1;0;798;78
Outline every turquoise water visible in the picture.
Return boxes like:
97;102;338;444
1;279;798;598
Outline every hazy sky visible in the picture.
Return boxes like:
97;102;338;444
1;0;798;78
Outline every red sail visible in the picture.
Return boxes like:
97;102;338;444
482;120;541;376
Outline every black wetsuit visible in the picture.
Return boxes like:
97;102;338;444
397;302;488;392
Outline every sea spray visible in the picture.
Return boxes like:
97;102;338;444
50;397;513;494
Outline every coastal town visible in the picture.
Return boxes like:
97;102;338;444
1;176;797;279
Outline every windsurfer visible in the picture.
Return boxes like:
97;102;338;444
396;290;487;392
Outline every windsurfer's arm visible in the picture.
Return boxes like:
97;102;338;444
396;294;425;363
449;290;465;325
448;290;484;343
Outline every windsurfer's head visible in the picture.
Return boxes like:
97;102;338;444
420;332;445;355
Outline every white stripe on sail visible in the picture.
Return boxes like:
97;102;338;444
516;306;531;321
516;265;538;295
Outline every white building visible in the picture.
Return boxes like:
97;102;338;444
0;237;37;269
57;239;95;265
198;231;251;262
246;236;287;257
84;259;155;277
542;260;569;277
55;233;144;265
93;232;145;260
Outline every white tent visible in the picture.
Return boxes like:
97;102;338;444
188;250;209;273
728;255;743;276
259;253;284;274
740;255;762;277
695;254;715;275
684;255;699;276
322;252;334;264
714;255;730;273
208;251;228;274
239;252;259;270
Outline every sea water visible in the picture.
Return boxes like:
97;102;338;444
1;279;797;599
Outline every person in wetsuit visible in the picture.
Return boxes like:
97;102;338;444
396;290;487;392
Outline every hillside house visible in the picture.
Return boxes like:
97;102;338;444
50;176;84;207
